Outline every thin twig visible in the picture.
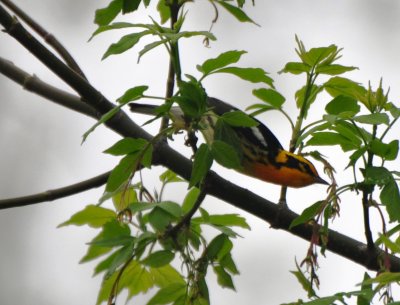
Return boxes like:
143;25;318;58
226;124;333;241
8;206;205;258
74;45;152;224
0;171;110;209
0;0;87;79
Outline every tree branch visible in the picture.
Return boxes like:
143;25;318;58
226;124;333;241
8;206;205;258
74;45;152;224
0;3;399;272
0;171;110;209
0;57;96;117
0;0;87;79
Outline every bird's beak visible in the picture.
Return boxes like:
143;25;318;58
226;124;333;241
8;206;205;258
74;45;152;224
315;176;329;185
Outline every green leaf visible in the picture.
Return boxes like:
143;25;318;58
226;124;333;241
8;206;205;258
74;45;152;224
325;95;360;116
149;207;174;231
182;187;200;213
104;138;148;155
213;67;274;87
159;169;184;184
58;205;116;228
253;88;285;108
199;50;247;75
94;0;122;26
147;282;187;305
207;214;250;229
102;31;151;60
364;166;392;186
353;113;389;125
175;79;207;118
158;201;183;218
363;272;400;286
279;61;310;75
82;106;120;143
150;265;185;288
302;45;337;66
370;139;399;161
306;132;358;151
90;22;140;40
358;273;373;305
381;180;400;222
106;153;138;193
122;0;141;13
290;263;316;298
104;241;135;278
290;201;324;229
378;234;400;253
295;84;322;117
122;260;154;299
213;266;235;290
112;186;138;211
138;39;167;62
213;120;242;149
221;111;258;127
315;64;357;75
215;0;257;24
324;77;367;100
157;0;170;24
117;85;149;103
88;234;133;248
219;253;239;275
80;233;113;263
142;250;175;267
190;143;213;188
211;140;242;169
206;234;229;261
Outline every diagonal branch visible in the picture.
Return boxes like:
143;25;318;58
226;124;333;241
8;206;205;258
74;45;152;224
0;171;110;209
0;3;399;272
0;0;87;79
0;57;96;117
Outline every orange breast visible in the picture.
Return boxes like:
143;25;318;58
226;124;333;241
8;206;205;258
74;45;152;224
243;161;317;188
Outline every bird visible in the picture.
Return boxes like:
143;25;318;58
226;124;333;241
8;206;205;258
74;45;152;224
129;97;328;188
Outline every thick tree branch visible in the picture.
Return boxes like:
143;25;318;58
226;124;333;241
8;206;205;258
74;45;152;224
0;0;87;79
0;4;399;272
0;171;110;209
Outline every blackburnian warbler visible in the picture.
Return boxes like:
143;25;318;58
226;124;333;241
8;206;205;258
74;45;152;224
129;97;328;188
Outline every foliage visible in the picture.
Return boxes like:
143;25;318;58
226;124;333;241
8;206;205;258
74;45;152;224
54;0;400;305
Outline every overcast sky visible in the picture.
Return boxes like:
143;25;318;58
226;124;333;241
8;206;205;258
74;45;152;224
1;1;400;304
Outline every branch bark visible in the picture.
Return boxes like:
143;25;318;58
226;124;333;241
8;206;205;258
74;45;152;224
0;3;399;272
0;171;110;209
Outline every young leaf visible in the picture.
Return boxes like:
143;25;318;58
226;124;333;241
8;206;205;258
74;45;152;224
94;0;123;26
207;214;250;229
122;260;155;299
290;201;324;229
117;85;149;103
122;0;141;13
102;31;151;60
253;88;285;108
157;0;170;24
211;140;242;169
206;234;229;261
106;153;138;192
104;138;148;155
213;67;274;87
198;50;247;75
149;265;186;288
182;187;200;213
306;132;358;151
324;76;366;100
213;266;235;290
157;201;183;218
147;283;187;305
112;186;138;211
279;61;310;75
315;64;357;75
142;250;175;268
221;111;258;127
159;169;185;184
215;0;257;24
149;207;174;231
325;95;360;116
353;113;389;125
190;144;213;188
370;139;399;161
381;180;400;222
58;205;116;228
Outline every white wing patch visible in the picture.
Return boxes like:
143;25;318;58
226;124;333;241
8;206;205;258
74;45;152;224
251;126;268;147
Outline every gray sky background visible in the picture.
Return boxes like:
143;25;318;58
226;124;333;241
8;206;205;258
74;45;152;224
1;1;400;304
